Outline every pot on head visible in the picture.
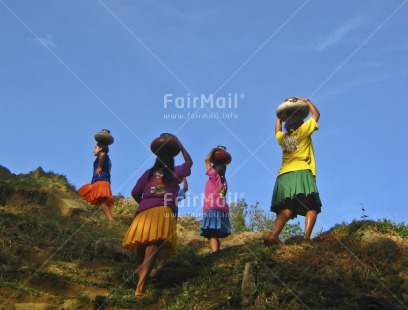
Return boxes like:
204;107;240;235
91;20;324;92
276;97;310;122
211;146;232;165
94;129;114;145
150;133;181;157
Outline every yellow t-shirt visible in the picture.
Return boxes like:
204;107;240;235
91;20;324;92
276;117;318;177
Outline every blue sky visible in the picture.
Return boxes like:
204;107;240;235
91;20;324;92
1;0;407;233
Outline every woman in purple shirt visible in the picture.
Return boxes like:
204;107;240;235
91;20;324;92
122;137;192;297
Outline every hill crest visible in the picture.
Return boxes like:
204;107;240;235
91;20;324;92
0;166;407;309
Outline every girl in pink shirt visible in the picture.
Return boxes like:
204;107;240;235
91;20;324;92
200;148;231;253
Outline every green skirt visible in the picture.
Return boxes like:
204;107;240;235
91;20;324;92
271;169;322;218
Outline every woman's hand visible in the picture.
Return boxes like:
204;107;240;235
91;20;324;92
173;135;182;148
300;98;320;121
96;152;106;175
275;118;283;133
205;148;216;169
205;148;217;161
175;135;193;168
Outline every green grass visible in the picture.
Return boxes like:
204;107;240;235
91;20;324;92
1;167;408;309
0;279;43;297
329;219;408;240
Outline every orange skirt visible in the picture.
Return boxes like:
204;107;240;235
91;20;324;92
122;206;177;258
78;181;114;207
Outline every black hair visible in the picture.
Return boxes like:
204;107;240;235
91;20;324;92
284;116;304;133
96;143;109;153
147;156;176;184
213;163;227;184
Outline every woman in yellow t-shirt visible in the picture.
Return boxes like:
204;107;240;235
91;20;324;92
264;98;322;246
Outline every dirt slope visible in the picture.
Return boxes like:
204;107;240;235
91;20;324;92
0;166;407;309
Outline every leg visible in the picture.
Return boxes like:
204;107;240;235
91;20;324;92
156;244;168;269
136;245;146;266
135;243;160;296
304;210;317;239
209;237;220;252
100;203;114;221
297;195;317;240
157;258;166;269
264;208;292;245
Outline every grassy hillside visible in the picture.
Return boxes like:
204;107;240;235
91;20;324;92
0;166;407;309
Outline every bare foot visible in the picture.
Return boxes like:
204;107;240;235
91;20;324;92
262;237;280;247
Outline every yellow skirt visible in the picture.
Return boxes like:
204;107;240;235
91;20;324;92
122;206;177;258
78;181;114;207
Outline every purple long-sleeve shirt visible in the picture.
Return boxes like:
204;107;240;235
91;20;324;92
132;163;191;216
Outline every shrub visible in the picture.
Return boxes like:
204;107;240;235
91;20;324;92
229;198;302;239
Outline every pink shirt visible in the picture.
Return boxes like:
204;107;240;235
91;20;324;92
203;167;229;214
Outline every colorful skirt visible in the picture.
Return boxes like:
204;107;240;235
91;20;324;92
200;210;231;238
122;206;177;259
271;169;322;218
78;181;114;207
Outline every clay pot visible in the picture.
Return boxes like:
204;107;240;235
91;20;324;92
94;129;114;145
276;97;310;122
150;133;181;157
211;146;232;165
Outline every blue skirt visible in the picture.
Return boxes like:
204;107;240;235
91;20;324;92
200;210;231;238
